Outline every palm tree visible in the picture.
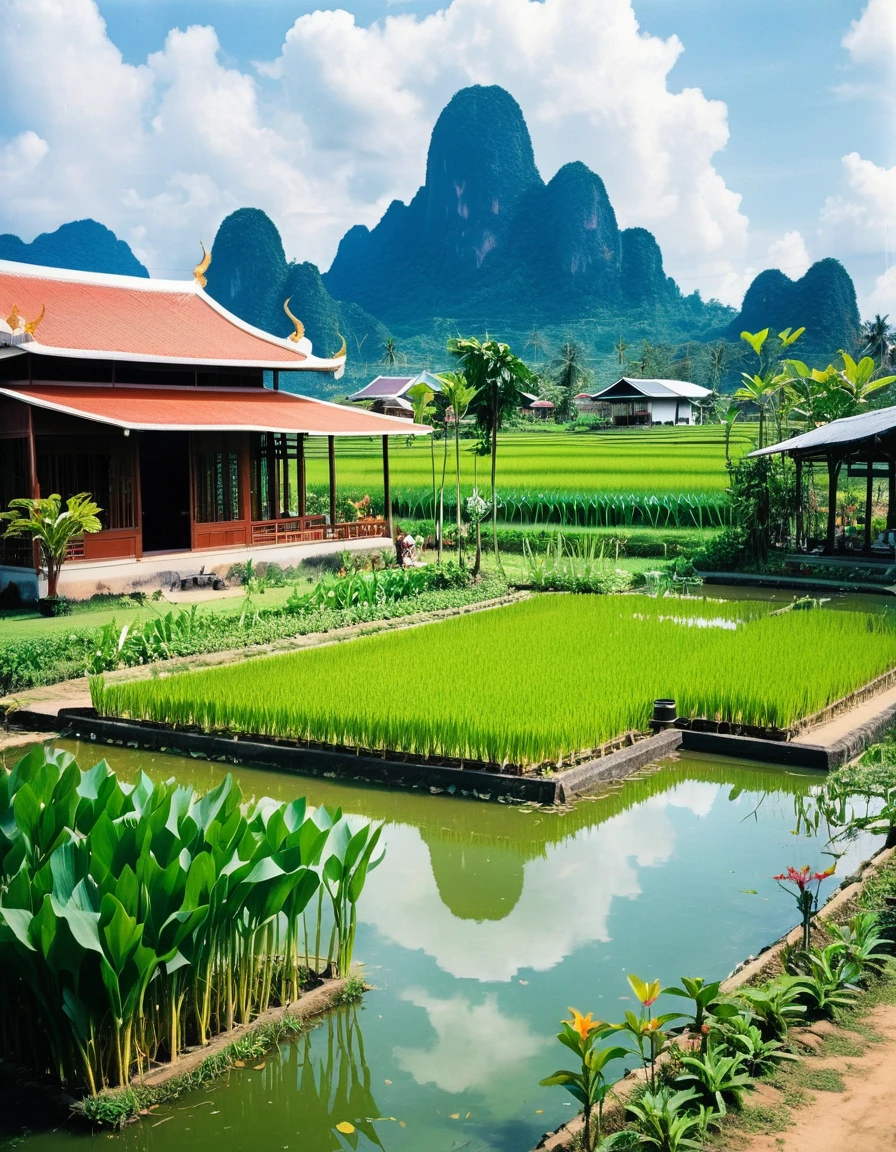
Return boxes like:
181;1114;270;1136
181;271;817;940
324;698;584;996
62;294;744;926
734;327;804;448
436;372;479;565
549;341;592;421
614;334;628;366
526;327;546;365
1;492;102;600
447;336;535;559
406;381;438;547
861;314;893;369
381;337;406;369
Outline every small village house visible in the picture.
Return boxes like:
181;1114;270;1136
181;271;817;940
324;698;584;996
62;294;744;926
589;378;711;426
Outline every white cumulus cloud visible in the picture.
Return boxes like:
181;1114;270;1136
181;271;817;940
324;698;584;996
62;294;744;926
0;0;750;300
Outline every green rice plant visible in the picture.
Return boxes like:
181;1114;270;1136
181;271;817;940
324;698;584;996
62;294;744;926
0;746;382;1093
523;533;634;592
90;596;896;770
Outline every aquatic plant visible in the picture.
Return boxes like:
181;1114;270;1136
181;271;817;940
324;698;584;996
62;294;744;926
0;747;382;1093
90;596;896;770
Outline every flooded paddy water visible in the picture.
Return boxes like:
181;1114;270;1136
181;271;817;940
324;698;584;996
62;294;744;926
2;737;883;1152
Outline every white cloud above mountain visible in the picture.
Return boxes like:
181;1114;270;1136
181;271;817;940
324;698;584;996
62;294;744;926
0;0;752;301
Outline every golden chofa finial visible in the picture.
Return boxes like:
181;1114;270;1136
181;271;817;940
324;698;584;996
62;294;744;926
24;304;45;336
331;332;347;360
6;304;21;332
283;297;305;343
193;241;211;287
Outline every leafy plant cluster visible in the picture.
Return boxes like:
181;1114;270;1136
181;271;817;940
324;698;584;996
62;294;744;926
523;533;635;593
393;487;728;530
542;908;891;1151
0;746;382;1095
0;571;509;694
397;520;714;559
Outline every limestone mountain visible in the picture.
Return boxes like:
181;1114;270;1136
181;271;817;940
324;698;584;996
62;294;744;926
0;219;149;278
204;207;388;363
324;84;690;327
727;258;861;355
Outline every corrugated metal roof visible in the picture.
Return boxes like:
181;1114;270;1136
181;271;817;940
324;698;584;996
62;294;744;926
592;377;711;400
750;404;896;456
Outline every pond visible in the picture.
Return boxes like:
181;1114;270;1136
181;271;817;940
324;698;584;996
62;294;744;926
3;739;882;1152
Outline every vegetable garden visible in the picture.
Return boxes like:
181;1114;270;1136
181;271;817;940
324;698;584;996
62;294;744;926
90;595;896;770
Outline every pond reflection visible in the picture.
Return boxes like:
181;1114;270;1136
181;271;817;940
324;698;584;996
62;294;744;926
4;740;881;1152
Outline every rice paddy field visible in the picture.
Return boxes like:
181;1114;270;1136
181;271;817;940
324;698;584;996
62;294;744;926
91;594;896;769
306;424;757;496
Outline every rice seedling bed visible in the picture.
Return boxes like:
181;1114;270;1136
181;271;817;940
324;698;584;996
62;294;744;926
90;595;896;774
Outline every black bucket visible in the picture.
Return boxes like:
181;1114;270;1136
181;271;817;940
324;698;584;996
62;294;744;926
652;699;678;728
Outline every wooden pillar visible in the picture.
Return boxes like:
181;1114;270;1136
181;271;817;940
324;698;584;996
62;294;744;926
887;460;896;532
795;455;803;551
26;407;40;572
825;454;840;554
297;433;306;517
273;369;280;392
238;434;252;535
133;435;144;558
267;431;279;518
281;434;290;515
382;435;393;539
328;435;337;528
865;454;875;551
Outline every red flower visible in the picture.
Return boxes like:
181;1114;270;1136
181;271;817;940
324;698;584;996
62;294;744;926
773;865;835;890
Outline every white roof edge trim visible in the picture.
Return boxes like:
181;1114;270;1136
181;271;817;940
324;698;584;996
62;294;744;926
0;387;432;436
0;258;198;293
11;341;341;370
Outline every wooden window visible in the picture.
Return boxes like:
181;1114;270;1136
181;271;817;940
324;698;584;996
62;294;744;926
250;432;302;520
36;447;136;530
194;449;241;523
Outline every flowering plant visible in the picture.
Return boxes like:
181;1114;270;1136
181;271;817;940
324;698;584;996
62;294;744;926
540;1009;628;1151
773;865;836;949
612;975;682;1090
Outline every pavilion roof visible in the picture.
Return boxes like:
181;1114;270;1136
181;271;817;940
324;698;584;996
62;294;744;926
1;383;431;437
0;260;346;374
750;404;896;457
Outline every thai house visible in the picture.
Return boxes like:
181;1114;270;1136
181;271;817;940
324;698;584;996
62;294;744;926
590;378;711;426
0;259;430;599
349;372;445;418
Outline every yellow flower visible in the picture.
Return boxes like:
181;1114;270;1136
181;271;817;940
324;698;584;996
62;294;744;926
564;1008;601;1040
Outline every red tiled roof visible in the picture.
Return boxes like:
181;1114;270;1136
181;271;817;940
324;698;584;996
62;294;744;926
0;262;341;370
2;384;431;437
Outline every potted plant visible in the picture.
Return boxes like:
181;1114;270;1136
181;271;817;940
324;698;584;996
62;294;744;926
0;492;102;615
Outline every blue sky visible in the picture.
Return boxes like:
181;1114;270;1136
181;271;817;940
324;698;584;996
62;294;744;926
2;0;894;313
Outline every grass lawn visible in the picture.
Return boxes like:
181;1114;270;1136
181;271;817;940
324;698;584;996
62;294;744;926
92;594;896;769
304;424;756;497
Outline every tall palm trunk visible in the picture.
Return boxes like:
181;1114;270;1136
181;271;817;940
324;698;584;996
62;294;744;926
454;421;463;565
491;381;499;559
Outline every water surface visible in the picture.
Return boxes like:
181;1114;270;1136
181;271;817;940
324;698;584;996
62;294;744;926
3;740;880;1152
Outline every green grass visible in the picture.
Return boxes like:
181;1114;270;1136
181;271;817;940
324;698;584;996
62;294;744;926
92;594;896;769
306;425;756;497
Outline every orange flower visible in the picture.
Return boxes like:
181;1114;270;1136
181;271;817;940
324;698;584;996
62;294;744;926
564;1008;600;1040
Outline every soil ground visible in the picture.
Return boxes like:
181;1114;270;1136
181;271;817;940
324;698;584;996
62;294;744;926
716;1003;896;1152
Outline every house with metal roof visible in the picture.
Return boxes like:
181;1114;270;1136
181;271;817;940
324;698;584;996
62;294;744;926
590;378;711;426
750;403;896;555
0;258;430;599
349;371;445;418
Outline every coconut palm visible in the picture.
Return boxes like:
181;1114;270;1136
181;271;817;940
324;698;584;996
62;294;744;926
549;341;593;421
0;492;102;599
447;336;535;558
614;334;628;366
381;337;406;368
435;371;479;565
861;314;893;369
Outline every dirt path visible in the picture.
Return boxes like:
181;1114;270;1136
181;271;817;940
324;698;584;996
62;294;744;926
793;682;896;747
723;1005;896;1152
